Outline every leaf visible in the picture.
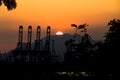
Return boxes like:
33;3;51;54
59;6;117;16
78;24;88;29
71;24;77;28
78;24;85;29
0;1;2;6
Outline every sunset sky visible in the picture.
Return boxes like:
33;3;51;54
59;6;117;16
0;0;120;52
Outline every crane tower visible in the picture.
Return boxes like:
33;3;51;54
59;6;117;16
34;26;41;50
17;25;23;50
26;26;32;50
45;26;51;52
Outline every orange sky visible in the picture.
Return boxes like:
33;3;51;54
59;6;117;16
0;0;120;52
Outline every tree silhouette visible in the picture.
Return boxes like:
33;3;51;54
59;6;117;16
102;19;120;57
104;19;120;63
65;23;88;52
105;19;120;43
64;23;95;64
71;23;88;39
95;19;120;73
0;0;17;10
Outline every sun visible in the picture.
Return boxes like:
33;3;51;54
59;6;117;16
56;31;64;35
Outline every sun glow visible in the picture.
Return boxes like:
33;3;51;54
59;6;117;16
56;31;63;35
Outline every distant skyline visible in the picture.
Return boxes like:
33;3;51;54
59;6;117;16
0;0;120;52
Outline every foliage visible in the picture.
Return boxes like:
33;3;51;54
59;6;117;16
105;19;120;43
64;23;96;64
96;19;120;70
0;0;2;6
0;0;17;10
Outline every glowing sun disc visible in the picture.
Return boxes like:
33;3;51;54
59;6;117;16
56;31;63;35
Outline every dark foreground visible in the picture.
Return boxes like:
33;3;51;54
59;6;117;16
0;63;112;80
